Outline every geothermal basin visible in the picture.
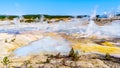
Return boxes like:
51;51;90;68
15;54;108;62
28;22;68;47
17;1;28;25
0;18;120;57
0;17;120;67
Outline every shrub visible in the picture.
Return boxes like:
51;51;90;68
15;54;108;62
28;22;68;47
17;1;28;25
11;38;16;42
28;65;33;68
23;60;31;68
45;58;50;63
61;59;66;66
55;52;61;59
72;51;79;61
105;53;111;60
1;56;11;68
5;39;7;43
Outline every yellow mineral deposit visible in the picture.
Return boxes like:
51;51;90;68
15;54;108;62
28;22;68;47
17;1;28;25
72;42;120;54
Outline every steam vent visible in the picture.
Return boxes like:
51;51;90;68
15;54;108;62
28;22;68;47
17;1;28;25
0;0;120;68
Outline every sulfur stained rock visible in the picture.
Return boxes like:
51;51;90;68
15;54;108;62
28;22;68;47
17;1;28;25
101;41;115;47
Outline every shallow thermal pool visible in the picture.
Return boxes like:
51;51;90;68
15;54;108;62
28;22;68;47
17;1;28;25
14;36;71;56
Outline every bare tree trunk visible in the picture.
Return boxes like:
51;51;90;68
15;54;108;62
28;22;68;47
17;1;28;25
5;65;8;68
25;64;28;68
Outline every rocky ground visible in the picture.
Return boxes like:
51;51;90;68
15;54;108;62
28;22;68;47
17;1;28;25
0;52;120;68
0;27;119;68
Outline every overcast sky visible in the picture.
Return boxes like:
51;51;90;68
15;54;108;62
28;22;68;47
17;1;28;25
0;0;120;15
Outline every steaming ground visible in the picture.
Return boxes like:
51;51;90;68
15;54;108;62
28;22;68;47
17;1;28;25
0;19;120;57
0;19;120;37
12;20;120;57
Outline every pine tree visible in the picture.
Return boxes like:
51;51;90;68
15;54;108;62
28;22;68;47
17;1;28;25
1;56;11;68
105;53;111;60
69;48;75;57
72;51;79;61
